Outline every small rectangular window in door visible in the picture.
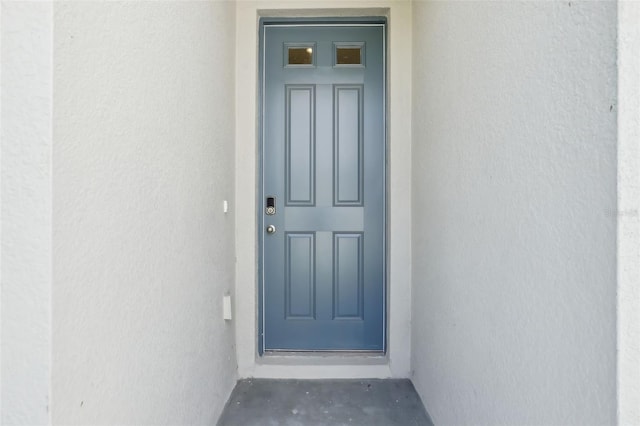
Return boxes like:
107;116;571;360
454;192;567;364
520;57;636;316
285;43;316;67
334;42;365;67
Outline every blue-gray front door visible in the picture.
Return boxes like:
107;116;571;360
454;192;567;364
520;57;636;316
261;22;385;351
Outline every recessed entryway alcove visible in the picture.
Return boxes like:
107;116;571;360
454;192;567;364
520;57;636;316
2;1;637;425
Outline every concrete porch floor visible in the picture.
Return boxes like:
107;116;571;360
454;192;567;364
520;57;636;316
217;379;433;426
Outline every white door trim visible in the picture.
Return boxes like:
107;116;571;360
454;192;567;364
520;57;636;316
234;1;412;379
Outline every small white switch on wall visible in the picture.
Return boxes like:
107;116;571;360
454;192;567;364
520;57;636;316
223;294;232;321
223;200;229;213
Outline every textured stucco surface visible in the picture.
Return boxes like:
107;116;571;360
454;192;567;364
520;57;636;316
1;2;53;424
411;1;618;424
617;1;640;424
52;1;237;423
3;1;638;424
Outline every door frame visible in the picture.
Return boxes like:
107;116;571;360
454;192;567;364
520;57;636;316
257;17;388;354
235;3;412;378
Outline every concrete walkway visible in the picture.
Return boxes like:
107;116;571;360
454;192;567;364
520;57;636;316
217;379;433;426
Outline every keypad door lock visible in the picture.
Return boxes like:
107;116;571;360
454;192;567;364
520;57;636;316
265;196;276;215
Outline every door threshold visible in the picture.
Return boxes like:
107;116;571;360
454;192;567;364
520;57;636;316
259;351;388;366
251;353;392;378
264;350;385;356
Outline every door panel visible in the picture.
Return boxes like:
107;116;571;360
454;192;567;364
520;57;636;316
285;233;316;319
333;232;364;319
286;85;315;205
261;23;385;351
334;85;364;205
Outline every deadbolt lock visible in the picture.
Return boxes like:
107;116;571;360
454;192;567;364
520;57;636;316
265;196;276;215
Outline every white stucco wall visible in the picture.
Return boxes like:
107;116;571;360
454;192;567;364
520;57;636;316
234;0;412;379
618;2;640;424
1;2;53;424
4;1;637;424
52;1;237;423
411;2;618;424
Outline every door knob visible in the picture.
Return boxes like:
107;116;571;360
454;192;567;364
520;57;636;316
266;225;276;234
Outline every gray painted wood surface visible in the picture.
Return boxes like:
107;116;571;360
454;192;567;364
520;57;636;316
261;23;386;351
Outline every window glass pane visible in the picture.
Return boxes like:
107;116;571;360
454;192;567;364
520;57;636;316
288;47;313;65
336;47;361;65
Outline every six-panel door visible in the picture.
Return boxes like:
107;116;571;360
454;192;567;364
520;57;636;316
262;24;385;351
